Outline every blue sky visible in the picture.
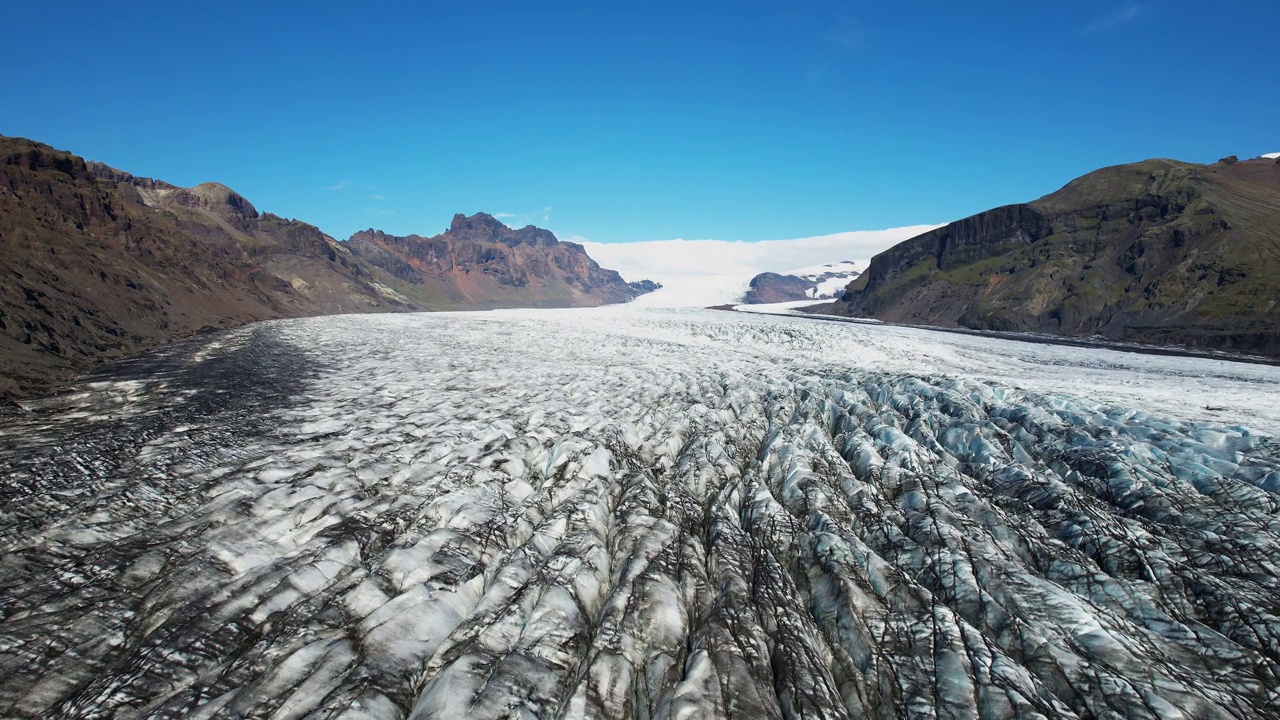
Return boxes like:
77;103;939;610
5;1;1277;243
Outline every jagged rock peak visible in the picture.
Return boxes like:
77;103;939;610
445;212;558;246
348;228;394;243
449;211;505;233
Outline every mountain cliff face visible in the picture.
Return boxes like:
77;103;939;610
0;137;652;398
823;156;1280;355
347;214;648;309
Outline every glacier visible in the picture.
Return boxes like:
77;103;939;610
1;306;1279;719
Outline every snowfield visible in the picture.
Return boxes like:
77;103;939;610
581;226;933;307
2;307;1279;719
783;261;869;300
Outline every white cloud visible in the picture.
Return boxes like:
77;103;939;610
582;226;938;279
326;180;352;191
580;224;941;307
1084;4;1143;34
492;208;553;225
369;194;385;201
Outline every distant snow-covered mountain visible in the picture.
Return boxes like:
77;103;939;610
581;226;937;307
740;260;869;304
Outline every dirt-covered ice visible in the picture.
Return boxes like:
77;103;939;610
1;307;1278;719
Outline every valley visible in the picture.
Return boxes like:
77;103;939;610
2;307;1278;719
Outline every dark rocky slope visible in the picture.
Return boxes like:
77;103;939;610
0;138;365;398
822;155;1280;355
0;137;652;398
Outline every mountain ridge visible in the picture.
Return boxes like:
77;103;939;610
819;155;1280;355
345;216;649;309
0;136;652;398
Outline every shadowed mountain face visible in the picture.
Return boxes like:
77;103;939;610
0;137;652;398
0;138;373;399
823;156;1280;355
346;214;648;309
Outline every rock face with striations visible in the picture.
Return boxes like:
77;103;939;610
346;213;650;309
822;156;1280;355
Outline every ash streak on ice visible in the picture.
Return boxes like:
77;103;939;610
1;307;1279;719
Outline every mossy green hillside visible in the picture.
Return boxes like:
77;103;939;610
829;156;1280;355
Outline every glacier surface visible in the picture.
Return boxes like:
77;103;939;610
1;307;1279;719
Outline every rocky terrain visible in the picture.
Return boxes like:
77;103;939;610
0;306;1277;719
743;262;864;304
822;155;1280;355
741;271;814;303
346;214;652;310
0;137;652;398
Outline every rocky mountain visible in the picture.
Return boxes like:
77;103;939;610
85;167;422;315
742;261;865;304
821;155;1280;355
0;136;652;398
741;272;814;303
346;214;652;309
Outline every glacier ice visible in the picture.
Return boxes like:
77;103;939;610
0;307;1278;719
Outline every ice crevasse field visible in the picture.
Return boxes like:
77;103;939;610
1;305;1279;719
